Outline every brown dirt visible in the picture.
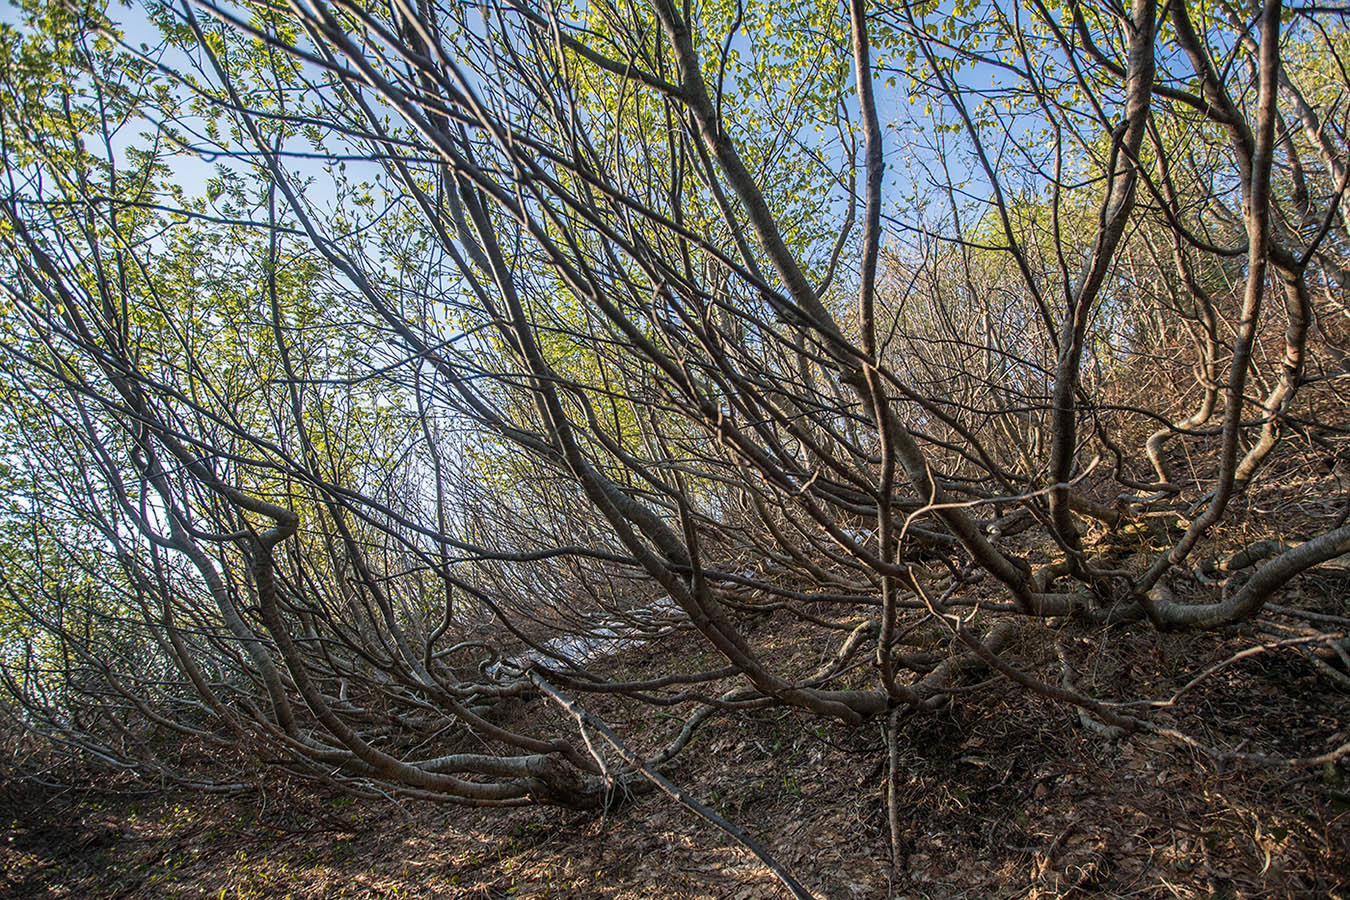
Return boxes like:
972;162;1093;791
5;607;1348;900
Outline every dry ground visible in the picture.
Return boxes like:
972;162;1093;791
6;473;1350;899
4;603;1348;900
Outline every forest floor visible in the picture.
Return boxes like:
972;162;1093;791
6;475;1350;900
5;609;1349;900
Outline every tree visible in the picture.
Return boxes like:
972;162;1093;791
1;0;1348;889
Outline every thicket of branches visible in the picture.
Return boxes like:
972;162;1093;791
1;0;1348;871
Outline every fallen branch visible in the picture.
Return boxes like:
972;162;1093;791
529;671;820;900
